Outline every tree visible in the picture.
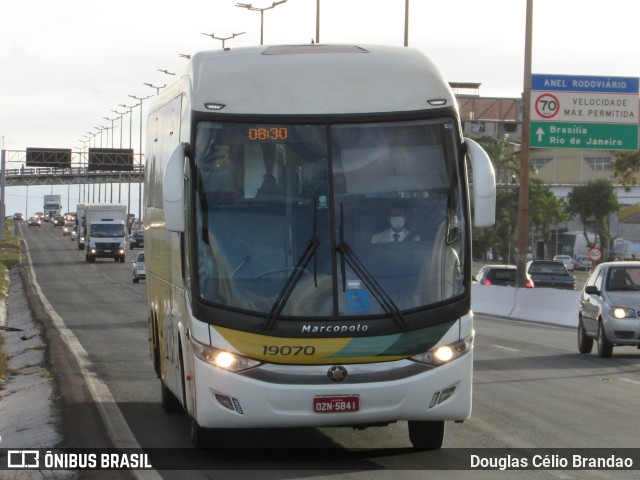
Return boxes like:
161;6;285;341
566;179;619;250
612;150;640;189
529;179;570;244
472;137;564;262
475;135;520;184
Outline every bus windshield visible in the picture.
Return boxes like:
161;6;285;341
194;119;465;319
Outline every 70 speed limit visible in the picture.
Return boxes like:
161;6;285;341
534;93;560;119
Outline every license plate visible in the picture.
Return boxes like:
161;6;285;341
103;250;111;253
313;395;359;413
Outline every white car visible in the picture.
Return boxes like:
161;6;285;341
553;254;575;271
132;251;145;283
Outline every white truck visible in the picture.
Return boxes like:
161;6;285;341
43;195;62;221
76;203;86;250
83;203;128;263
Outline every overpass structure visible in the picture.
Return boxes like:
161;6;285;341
3;164;144;187
1;149;144;187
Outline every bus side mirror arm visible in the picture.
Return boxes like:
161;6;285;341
464;138;496;228
162;143;188;233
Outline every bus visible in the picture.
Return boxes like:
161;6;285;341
144;44;496;449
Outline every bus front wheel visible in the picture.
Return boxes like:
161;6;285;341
408;420;445;449
190;419;225;449
160;381;183;414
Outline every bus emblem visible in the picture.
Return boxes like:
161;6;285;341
327;365;348;383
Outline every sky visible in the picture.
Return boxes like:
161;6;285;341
1;0;639;216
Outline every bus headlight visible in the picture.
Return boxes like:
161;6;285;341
191;338;262;373
410;334;473;367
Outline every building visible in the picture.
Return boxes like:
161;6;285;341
454;83;640;260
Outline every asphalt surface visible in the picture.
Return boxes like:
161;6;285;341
0;227;135;480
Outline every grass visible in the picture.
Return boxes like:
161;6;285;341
0;219;21;380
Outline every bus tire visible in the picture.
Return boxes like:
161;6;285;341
190;418;224;449
161;381;183;413
408;420;445;449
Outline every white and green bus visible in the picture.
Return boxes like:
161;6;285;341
144;44;496;449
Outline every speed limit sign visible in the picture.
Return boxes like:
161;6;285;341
589;248;602;262
534;93;560;119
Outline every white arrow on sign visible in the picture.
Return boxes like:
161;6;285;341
536;127;545;142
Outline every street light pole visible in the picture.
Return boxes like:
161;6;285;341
143;82;165;96
235;1;288;45
128;94;152;220
111;110;126;148
93;126;105;147
315;0;320;44
404;0;409;47
111;110;127;203
201;31;245;48
103;117;118;148
120;103;135;218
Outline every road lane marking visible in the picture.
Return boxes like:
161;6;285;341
492;344;520;352
620;377;640;386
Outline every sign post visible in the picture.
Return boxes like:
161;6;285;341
589;247;603;264
530;74;639;150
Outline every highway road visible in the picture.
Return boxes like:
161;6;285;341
19;221;640;479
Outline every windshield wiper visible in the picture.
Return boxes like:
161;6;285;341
260;202;319;330
336;204;409;330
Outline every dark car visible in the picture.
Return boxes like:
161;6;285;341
129;230;144;250
474;265;534;288
27;216;41;227
526;260;576;290
52;215;65;226
13;212;24;221
578;261;640;357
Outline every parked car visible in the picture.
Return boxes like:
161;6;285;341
553;254;575;271
527;260;576;290
129;230;144;250
578;261;640;357
27;216;41;227
474;265;534;288
132;251;145;283
63;221;76;236
574;257;593;272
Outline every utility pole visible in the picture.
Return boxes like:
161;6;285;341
516;0;534;288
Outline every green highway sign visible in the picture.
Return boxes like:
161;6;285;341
530;122;639;150
531;74;639;151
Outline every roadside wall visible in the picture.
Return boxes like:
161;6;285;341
472;284;581;328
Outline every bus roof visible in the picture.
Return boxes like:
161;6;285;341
164;44;457;116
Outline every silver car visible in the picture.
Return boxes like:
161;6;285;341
132;251;145;283
578;261;640;357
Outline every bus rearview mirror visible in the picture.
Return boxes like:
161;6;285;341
465;138;496;228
